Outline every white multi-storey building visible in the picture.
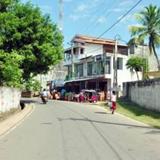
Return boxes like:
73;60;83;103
64;35;158;99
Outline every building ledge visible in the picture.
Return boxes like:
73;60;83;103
65;74;111;83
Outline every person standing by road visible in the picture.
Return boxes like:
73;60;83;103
111;91;117;114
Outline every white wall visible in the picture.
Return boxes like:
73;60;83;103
106;53;142;90
124;79;160;112
117;56;142;87
131;45;158;71
0;87;21;112
84;43;103;57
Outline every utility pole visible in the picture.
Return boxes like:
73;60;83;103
71;42;74;79
58;0;63;32
113;36;118;91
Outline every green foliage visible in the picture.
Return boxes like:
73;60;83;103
32;80;41;92
129;4;160;69
126;56;148;80
0;0;63;87
126;56;147;71
0;50;23;87
0;0;18;12
24;78;41;92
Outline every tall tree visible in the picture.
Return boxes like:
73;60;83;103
129;4;160;70
0;1;63;83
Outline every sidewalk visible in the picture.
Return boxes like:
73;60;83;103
0;104;34;138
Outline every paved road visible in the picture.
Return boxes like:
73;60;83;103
0;99;160;160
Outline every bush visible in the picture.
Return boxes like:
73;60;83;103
0;51;23;88
24;78;41;92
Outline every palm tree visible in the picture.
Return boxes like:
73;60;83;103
129;4;160;70
126;56;147;80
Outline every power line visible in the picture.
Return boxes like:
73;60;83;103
69;0;142;56
84;0;119;34
96;0;143;39
81;1;118;34
81;0;143;55
77;0;106;33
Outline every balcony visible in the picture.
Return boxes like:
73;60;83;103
65;67;112;82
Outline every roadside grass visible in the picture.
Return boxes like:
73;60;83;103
0;108;21;122
99;99;160;129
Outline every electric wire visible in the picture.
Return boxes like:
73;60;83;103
74;0;106;33
77;0;143;56
81;0;118;34
96;0;143;39
66;0;142;58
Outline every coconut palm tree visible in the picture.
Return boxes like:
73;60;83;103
129;4;160;70
126;56;147;80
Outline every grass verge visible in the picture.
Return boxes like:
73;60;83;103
99;99;160;129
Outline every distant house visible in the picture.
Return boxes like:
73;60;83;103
36;62;67;89
63;34;158;99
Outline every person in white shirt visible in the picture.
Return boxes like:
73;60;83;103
111;91;117;114
42;89;48;97
41;89;48;104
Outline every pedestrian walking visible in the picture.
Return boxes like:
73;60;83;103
111;91;117;114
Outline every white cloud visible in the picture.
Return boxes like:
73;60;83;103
119;0;134;6
97;16;106;24
69;3;90;21
112;8;123;13
69;13;89;21
69;15;80;21
69;1;105;22
76;4;88;12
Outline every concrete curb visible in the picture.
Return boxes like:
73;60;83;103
0;104;35;139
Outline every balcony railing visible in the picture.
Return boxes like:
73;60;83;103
65;69;107;81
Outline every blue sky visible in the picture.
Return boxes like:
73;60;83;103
21;0;160;54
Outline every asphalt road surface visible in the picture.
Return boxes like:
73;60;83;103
0;99;160;160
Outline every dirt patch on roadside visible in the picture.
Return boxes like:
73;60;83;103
0;108;21;122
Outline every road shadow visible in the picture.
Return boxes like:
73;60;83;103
94;111;108;114
20;98;40;109
20;99;38;104
40;122;53;125
145;130;160;135
57;117;154;129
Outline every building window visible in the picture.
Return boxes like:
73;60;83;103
117;57;123;70
87;62;92;76
75;63;83;77
80;48;84;54
105;57;111;74
97;60;104;75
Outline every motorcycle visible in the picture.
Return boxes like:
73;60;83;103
41;96;48;104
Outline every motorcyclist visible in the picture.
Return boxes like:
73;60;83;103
41;89;48;104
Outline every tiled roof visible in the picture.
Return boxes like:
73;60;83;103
72;34;116;45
